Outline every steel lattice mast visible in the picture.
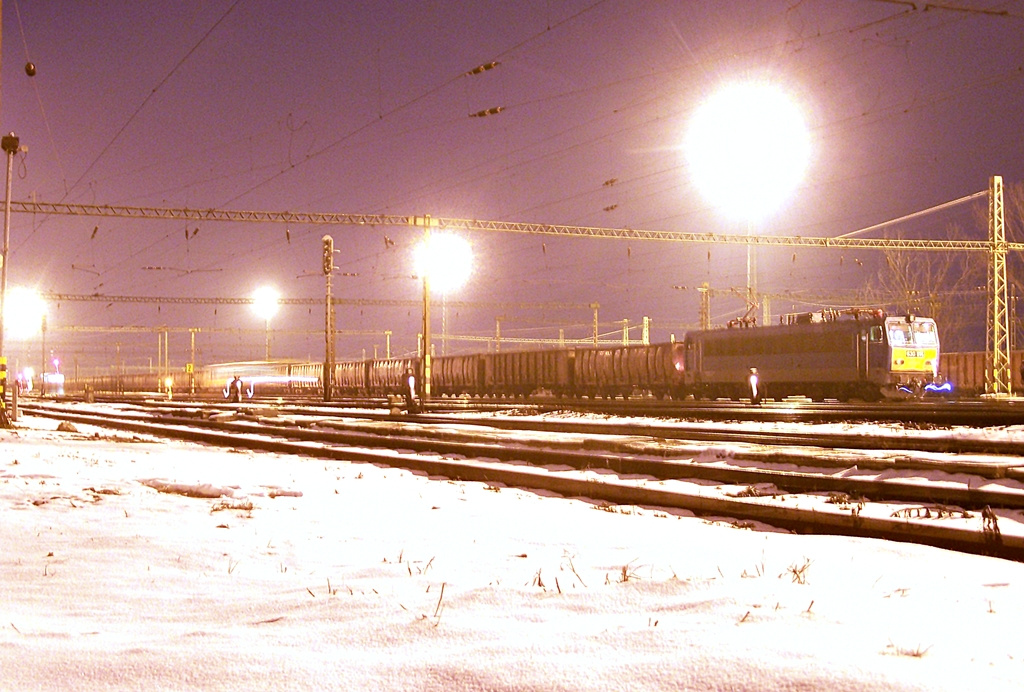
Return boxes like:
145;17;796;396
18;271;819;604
987;175;1011;395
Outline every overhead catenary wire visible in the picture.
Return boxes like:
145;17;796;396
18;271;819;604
62;0;245;202
835;189;989;238
12;0;68;196
22;0;1016;291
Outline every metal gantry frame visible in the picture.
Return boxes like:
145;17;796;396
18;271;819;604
988;175;1011;395
15;199;1019;252
13;179;1019;394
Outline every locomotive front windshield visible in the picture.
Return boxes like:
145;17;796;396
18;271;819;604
886;320;937;347
911;321;937;345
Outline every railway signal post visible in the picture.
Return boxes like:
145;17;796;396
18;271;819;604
323;235;335;402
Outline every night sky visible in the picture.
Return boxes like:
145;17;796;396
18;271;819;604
3;0;1023;373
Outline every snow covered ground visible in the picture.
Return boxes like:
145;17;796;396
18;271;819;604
3;412;1024;691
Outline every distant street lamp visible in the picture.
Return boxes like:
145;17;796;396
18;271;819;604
414;229;473;400
2;287;46;398
687;81;810;322
251;286;280;360
3;287;47;341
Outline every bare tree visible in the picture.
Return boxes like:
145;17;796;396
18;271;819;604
862;183;1024;353
870;224;987;352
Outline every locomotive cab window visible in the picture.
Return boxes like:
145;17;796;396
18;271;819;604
913;322;937;345
868;326;883;343
888;324;911;345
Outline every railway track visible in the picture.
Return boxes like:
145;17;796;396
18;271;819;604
83;390;1024;426
19;400;1024;562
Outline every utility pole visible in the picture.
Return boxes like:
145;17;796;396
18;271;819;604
188;328;197;397
421;217;432;402
0;133;20;362
699;283;710;330
0;132;17;427
40;315;46;396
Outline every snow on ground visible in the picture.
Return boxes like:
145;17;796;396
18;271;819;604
3;413;1024;691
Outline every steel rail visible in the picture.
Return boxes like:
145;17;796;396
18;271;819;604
19;403;1024;562
254;406;1024;460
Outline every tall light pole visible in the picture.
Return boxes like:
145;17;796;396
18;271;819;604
40;314;46;396
421;223;432;401
0;132;22;362
251;286;280;360
414;227;472;402
687;81;810;324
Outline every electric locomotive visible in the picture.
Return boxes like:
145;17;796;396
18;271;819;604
680;310;938;401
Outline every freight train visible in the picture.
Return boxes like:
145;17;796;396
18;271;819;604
65;310;941;403
938;350;1024;396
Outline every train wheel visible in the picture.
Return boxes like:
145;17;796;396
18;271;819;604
860;385;882;402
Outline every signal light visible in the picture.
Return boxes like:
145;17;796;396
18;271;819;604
322;235;334;275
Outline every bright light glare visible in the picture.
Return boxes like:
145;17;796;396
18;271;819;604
3;287;47;340
415;233;473;294
251;286;280;321
687;82;810;222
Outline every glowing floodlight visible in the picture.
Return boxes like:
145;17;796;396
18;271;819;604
415;233;473;294
687;81;810;222
252;286;280;360
251;286;280;321
3;287;47;340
